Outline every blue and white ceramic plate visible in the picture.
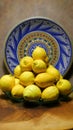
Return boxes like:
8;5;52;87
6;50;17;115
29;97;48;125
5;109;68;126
4;17;73;76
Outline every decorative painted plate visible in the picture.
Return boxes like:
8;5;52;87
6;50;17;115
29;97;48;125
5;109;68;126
4;17;73;76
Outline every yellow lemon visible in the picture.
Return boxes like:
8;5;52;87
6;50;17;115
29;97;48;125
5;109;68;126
41;86;59;101
20;56;33;71
32;59;47;73
56;79;72;95
23;84;41;101
46;65;60;82
11;84;24;98
0;74;15;91
14;65;22;78
60;74;63;79
45;56;49;64
34;73;55;88
32;46;48;61
19;71;35;86
15;78;20;85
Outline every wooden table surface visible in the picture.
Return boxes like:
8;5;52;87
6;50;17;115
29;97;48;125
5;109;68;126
0;0;73;130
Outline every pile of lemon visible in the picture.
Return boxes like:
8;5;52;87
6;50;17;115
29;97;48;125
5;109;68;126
0;46;72;103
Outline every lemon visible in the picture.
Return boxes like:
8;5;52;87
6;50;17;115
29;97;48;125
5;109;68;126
20;56;33;71
41;86;59;101
0;74;15;91
46;65;60;82
19;71;35;86
32;59;47;73
23;84;41;101
11;84;24;98
14;65;22;78
15;78;20;85
56;79;72;95
60;74;63;79
45;56;49;64
35;73;55;88
32;46;47;61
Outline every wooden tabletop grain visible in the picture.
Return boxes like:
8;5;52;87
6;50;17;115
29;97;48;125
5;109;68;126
0;0;73;130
